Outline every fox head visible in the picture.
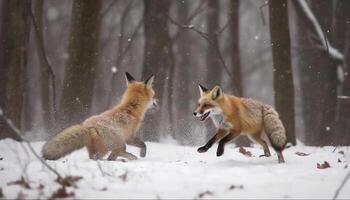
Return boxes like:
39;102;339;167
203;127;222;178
193;84;223;121
123;72;157;109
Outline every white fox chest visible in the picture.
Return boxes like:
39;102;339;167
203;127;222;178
210;114;233;130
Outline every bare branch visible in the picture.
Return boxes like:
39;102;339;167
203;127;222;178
29;8;57;117
170;0;207;43
100;0;120;20
291;0;344;62
0;108;62;179
165;12;235;82
259;1;269;26
333;169;350;199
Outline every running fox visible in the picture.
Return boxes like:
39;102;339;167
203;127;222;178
193;85;287;163
42;72;156;161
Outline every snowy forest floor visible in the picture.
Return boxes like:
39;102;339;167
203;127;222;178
0;139;349;199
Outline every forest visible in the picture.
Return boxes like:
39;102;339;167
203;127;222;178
0;0;350;199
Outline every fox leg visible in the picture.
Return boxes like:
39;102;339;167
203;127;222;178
107;143;125;161
127;137;147;157
86;128;108;160
108;144;138;161
248;133;271;157
216;131;240;157
198;129;227;153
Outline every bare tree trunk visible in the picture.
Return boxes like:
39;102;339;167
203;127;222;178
229;0;242;96
142;0;174;141
32;0;54;133
173;0;193;143
335;0;350;145
59;0;102;129
293;0;338;145
269;0;296;145
0;0;31;140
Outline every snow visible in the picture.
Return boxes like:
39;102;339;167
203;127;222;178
0;139;349;199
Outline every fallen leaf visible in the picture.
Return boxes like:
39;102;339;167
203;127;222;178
38;184;44;190
338;158;342;163
56;176;82;188
119;173;127;182
317;161;331;169
239;147;252;157
0;157;3;161
100;187;107;191
198;190;213;199
50;186;74;199
8;177;30;189
228;185;244;190
345;165;348;169
339;151;345;155
295;152;310;156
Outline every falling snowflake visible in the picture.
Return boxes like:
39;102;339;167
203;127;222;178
325;126;331;131
111;66;117;74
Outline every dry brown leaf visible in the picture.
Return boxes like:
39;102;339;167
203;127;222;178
239;147;252;157
56;176;82;188
338;158;342;163
317;161;331;169
295;152;310;156
339;151;345;155
228;185;244;190
119;173;128;182
345;165;348;169
8;177;30;189
198;190;213;199
49;186;74;200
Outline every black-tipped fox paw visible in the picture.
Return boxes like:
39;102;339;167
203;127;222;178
140;149;146;158
216;148;224;157
197;146;208;153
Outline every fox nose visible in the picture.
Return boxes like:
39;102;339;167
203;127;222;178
193;112;197;116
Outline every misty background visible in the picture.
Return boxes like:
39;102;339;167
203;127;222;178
0;0;349;146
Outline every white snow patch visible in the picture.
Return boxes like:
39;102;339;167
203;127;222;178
0;139;349;199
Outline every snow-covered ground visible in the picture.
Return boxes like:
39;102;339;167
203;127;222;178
0;138;349;199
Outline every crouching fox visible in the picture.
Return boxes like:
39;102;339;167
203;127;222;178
42;72;156;161
193;84;287;163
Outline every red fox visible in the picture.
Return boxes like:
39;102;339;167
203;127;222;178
42;72;156;161
193;84;287;163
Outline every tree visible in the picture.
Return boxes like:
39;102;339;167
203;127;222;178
142;0;174;141
229;0;242;96
59;0;102;129
335;0;350;145
292;0;339;145
32;0;55;133
0;0;31;140
269;0;296;145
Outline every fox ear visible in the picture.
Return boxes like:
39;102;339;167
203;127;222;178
125;72;136;85
211;86;222;99
144;74;154;88
198;84;209;96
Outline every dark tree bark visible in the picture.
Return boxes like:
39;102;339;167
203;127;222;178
32;0;54;133
293;0;338;145
205;0;221;88
173;0;193;143
229;0;242;96
0;0;31;140
335;0;350;145
59;0;102;129
269;0;296;145
142;0;174;141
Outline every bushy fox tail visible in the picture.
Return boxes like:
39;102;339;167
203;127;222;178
263;105;287;151
42;125;87;160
